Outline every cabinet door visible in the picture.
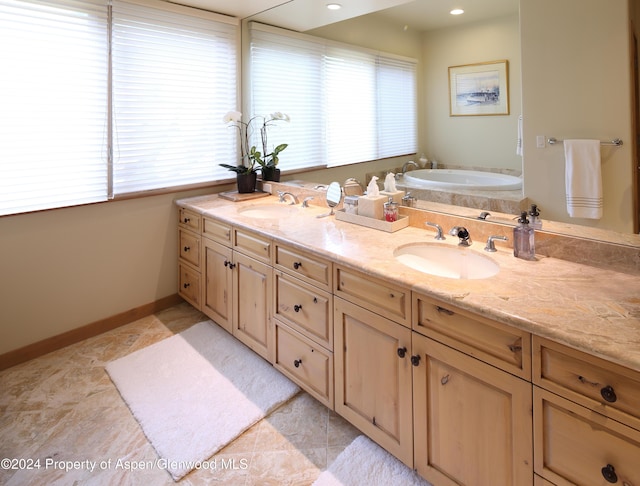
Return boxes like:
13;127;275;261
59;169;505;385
334;297;413;468
202;237;233;333
233;251;273;363
413;332;533;486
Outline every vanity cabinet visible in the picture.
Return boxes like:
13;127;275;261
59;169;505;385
333;266;414;468
412;295;533;486
533;336;640;485
199;216;274;362
273;243;334;408
178;208;202;308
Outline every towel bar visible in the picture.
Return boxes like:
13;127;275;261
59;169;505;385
547;137;623;146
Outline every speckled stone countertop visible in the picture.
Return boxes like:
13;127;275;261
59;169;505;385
176;193;640;374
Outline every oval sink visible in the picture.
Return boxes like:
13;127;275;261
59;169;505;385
238;204;299;219
403;169;522;191
394;243;499;280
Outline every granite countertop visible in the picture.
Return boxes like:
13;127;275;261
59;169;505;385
177;194;640;373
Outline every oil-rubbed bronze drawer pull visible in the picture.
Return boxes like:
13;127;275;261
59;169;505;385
183;246;190;252
293;261;302;270
294;359;302;368
436;306;454;316
601;464;618;483
397;347;407;358
294;304;303;313
183;217;190;223
600;385;617;403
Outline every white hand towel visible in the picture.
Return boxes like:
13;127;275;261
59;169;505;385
564;139;602;219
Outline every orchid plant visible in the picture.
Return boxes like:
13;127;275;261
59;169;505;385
220;111;290;174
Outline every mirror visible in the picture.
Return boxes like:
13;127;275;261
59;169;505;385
318;181;342;217
246;0;639;239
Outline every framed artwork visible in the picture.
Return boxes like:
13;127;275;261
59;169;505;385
448;60;509;116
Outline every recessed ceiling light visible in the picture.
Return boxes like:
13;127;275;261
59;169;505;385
326;3;342;10
450;8;464;15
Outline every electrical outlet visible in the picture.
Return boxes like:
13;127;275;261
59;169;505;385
536;135;545;148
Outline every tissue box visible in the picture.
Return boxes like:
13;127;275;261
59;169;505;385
357;195;386;220
380;190;404;205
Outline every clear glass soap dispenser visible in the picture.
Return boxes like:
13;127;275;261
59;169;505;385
513;211;535;260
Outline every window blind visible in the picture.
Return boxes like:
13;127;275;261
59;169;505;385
0;0;109;216
111;0;239;195
249;23;417;170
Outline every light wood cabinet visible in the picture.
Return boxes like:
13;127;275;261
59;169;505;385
533;336;640;485
412;332;533;486
178;209;202;308
334;296;413;468
202;237;233;333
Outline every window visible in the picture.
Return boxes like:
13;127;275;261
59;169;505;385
0;0;238;216
249;23;417;170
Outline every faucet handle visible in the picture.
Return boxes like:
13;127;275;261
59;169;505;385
485;235;508;252
302;196;314;208
449;226;472;246
425;222;445;240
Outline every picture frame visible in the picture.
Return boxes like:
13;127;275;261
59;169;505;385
448;60;509;116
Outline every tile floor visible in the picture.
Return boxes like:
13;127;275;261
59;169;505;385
0;302;361;485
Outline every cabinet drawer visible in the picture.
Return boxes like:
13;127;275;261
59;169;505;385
179;263;201;308
203;217;232;246
533;336;640;429
534;387;640;486
275;321;333;409
275;244;332;291
179;207;201;233
234;228;272;263
334;266;410;327
414;295;531;379
274;271;332;350
179;228;200;268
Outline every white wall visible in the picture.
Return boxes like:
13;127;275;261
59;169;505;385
521;0;634;233
422;14;522;172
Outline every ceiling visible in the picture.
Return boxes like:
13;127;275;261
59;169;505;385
170;0;518;33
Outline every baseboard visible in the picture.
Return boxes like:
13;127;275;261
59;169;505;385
0;294;183;371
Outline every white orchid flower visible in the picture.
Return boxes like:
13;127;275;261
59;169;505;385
223;111;242;123
270;112;290;122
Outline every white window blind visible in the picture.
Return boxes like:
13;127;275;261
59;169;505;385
0;0;109;216
249;23;417;170
111;0;238;195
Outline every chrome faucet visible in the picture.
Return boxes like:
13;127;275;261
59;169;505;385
485;235;508;252
425;222;445;240
401;160;419;174
302;196;314;208
277;191;299;205
449;226;472;246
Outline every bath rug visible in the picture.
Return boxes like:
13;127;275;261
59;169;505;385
313;435;432;486
106;321;299;481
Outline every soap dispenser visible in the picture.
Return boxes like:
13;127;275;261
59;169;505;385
528;204;542;230
513;211;535;260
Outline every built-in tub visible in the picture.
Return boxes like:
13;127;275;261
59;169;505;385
402;169;522;191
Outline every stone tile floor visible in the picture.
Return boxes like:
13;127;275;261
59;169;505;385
0;302;360;485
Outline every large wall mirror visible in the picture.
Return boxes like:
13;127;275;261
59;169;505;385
247;0;639;240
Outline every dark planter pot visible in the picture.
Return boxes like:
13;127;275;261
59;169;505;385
261;167;281;182
236;172;257;193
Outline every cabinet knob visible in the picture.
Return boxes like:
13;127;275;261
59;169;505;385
397;347;407;358
183;217;190;223
183;283;190;289
294;304;303;313
293;262;302;269
601;464;618;483
294;359;302;368
411;355;421;366
600;385;617;403
183;246;190;252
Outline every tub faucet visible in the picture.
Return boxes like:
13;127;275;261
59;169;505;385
449;226;472;246
278;191;299;205
401;160;419;174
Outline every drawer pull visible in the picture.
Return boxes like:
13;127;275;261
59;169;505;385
183;217;190;223
183;246;190;252
183;283;190;289
411;355;421;366
397;347;407;358
600;385;618;403
294;359;302;368
293;261;302;270
294;304;303;313
601;464;618;483
436;306;454;316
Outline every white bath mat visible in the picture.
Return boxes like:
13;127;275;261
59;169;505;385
313;435;432;486
106;321;299;481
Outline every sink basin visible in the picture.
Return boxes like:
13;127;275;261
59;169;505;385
394;243;500;279
238;204;299;219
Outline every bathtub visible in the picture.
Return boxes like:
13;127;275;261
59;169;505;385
402;169;522;191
